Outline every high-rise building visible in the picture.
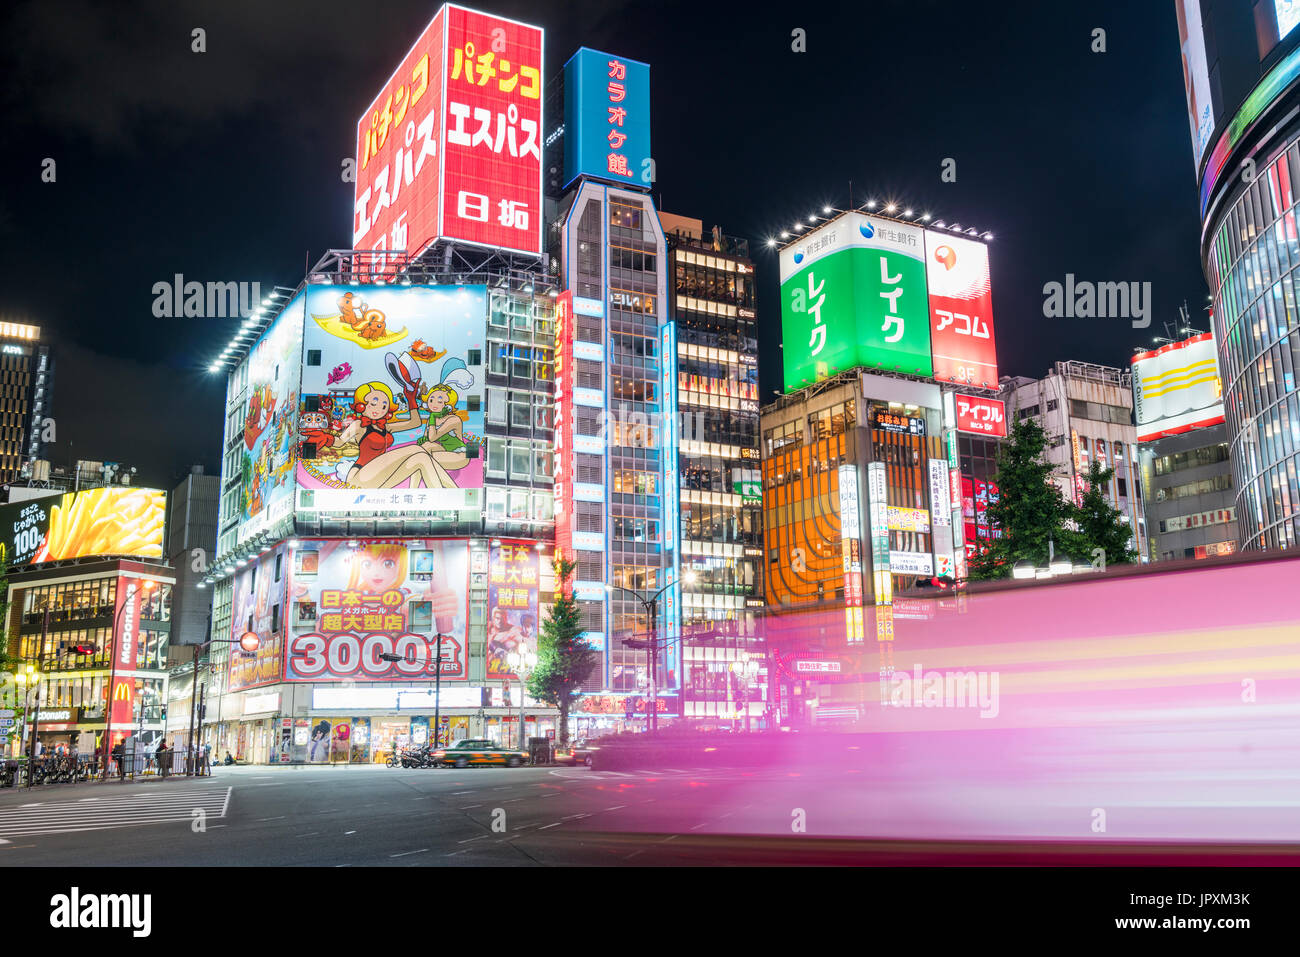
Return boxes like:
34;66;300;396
0;322;53;485
1001;361;1147;559
1177;1;1300;548
548;48;768;733
199;5;561;764
662;213;764;727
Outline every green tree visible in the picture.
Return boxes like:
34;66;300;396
1073;459;1138;568
967;416;1082;580
526;556;597;746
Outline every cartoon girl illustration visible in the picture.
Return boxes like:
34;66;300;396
346;543;409;597
325;382;457;489
419;383;470;472
308;720;331;763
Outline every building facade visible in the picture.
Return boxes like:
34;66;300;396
662;213;764;726
760;371;966;728
0;321;53;486
1001;361;1147;560
1137;423;1236;561
201;264;562;764
1180;0;1300;549
4;559;174;758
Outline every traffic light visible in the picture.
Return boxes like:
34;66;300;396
160;706;168;722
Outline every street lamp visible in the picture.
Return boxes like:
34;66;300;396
183;630;260;775
379;633;451;747
505;642;538;751
605;571;697;733
730;652;760;733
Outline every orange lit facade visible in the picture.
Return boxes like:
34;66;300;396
760;370;980;728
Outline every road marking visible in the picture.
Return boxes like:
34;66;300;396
391;848;429;857
539;822;561;830
625;850;643;860
256;816;285;822
344;830;357;835
562;813;590;820
457;835;488;844
0;787;232;839
459;804;483;809
452;791;474;795
690;823;708;830
605;806;626;811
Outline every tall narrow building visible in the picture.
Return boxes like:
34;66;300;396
662;213;765;727
0;322;53;485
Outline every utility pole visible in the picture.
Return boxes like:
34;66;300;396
432;634;444;748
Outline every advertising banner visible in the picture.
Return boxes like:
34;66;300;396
353;4;544;259
238;294;303;545
228;543;289;692
1130;333;1224;442
0;487;166;567
780;213;933;391
553;290;575;562
954;393;1007;436
1175;0;1215;170
924;231;999;387
441;5;544;254
486;540;540;678
563;47;651;189
286;539;469;682
297;284;486;514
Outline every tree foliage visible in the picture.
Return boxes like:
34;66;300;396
1074;459;1138;567
526;556;598;746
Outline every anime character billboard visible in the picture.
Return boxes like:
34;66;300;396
486;540;540;679
238;294;303;543
285;539;470;681
296;284;486;514
228;543;289;692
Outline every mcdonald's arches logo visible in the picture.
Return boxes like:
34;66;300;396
112;680;132;701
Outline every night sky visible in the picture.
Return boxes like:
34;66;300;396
0;0;1207;490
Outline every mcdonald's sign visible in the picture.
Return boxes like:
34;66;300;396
110;677;134;727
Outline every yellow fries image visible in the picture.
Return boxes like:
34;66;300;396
34;488;165;562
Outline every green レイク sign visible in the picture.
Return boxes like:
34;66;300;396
779;213;933;391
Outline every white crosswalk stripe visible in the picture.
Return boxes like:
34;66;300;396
0;787;231;837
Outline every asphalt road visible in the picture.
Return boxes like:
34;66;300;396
2;760;1297;866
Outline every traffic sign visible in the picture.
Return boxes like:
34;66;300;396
0;709;14;718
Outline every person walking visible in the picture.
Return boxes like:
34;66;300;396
156;738;170;778
111;739;125;780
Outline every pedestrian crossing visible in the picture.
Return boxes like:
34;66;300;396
0;786;230;839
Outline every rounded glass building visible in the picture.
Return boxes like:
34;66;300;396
1191;4;1300;549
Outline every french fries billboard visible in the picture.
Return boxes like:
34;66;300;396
0;487;166;567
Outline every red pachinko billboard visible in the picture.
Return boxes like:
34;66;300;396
553;291;575;571
924;231;999;387
954;393;1007;437
353;4;543;260
441;5;543;254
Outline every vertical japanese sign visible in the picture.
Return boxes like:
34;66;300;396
352;4;543;260
928;458;955;578
838;465;865;643
779;213;932;392
661;320;681;684
954;394;1007;436
441;5;543;254
553;291;575;565
354;6;446;258
486;541;540;678
924;231;999;387
866;461;892;610
563;47;652;189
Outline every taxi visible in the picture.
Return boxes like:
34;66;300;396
432;739;529;768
